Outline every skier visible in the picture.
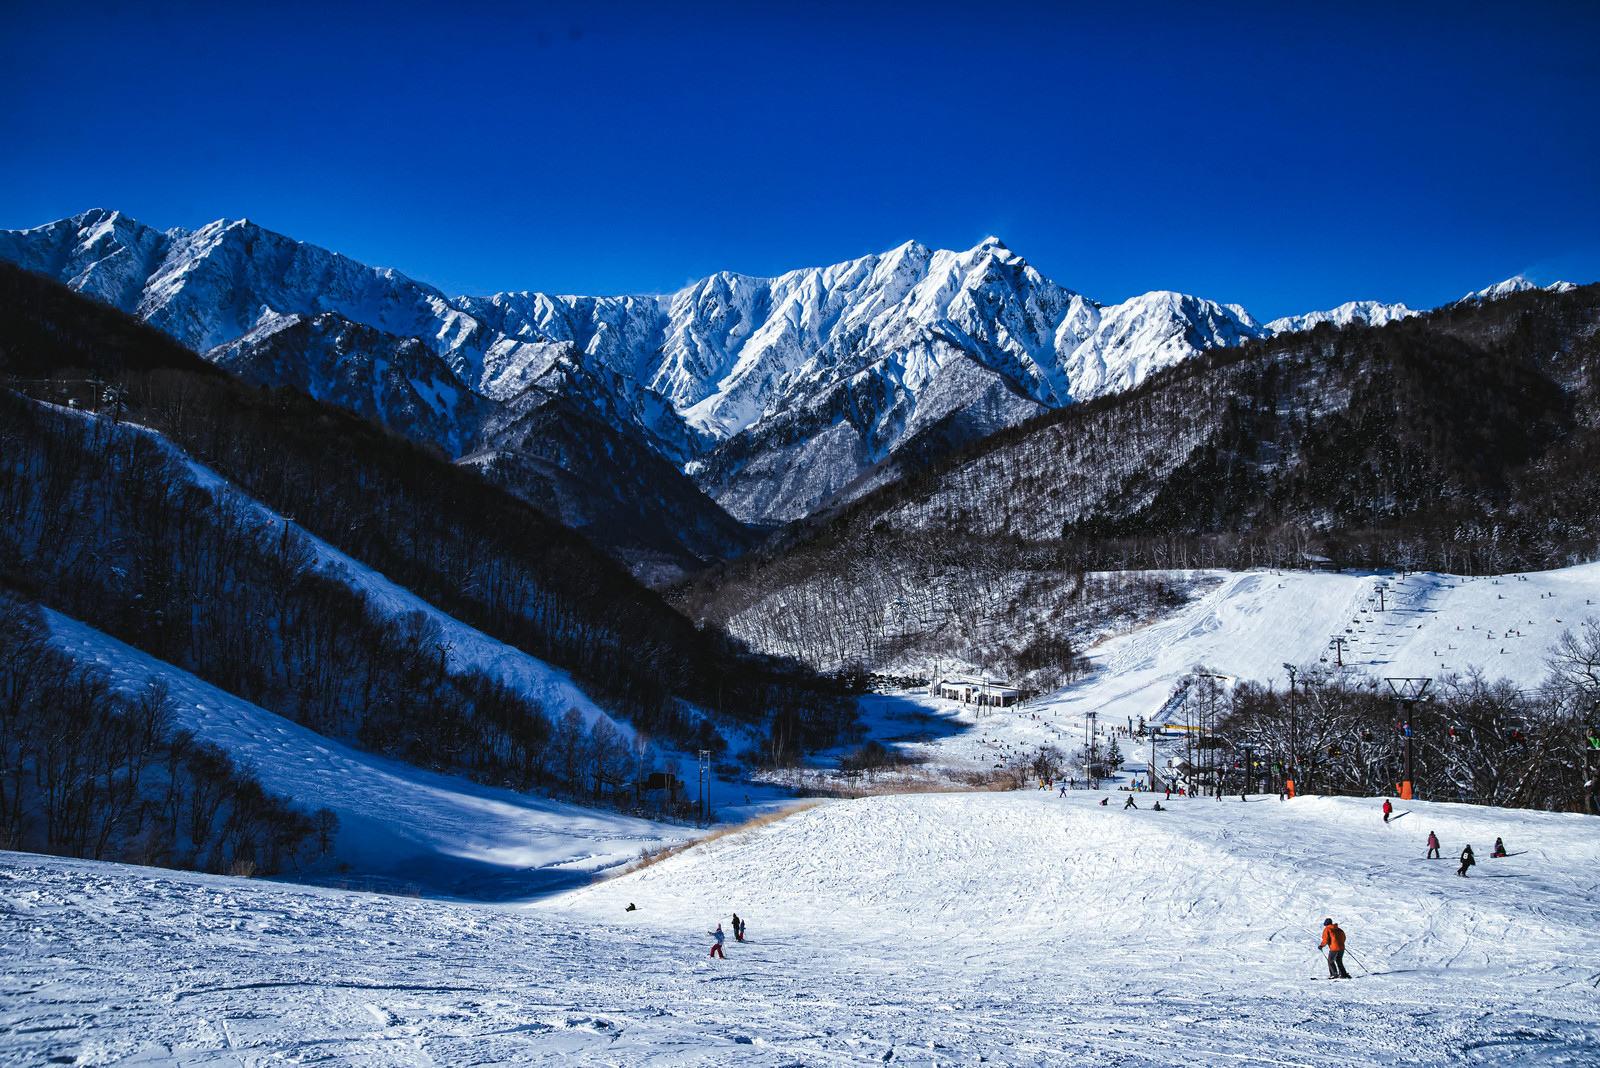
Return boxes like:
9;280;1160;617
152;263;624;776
732;913;745;942
1382;799;1393;823
1320;918;1351;979
1124;795;1138;809
708;923;726;958
1491;837;1507;858
1426;831;1440;859
1059;782;1067;797
1458;844;1475;878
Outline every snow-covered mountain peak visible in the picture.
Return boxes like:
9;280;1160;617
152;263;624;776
1266;299;1418;335
1460;275;1577;303
1464;275;1539;302
11;208;1539;526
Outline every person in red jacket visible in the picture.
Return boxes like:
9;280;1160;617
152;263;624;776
1320;918;1351;978
1382;799;1393;823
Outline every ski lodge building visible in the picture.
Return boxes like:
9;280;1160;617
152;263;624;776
934;674;1021;708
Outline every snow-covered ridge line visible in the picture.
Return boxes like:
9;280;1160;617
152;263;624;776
1265;299;1418;334
34;397;618;733
2;209;1584;525
1457;274;1577;303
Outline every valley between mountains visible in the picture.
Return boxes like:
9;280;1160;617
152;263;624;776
2;212;1599;1066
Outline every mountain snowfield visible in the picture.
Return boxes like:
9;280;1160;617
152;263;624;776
9;557;1600;1061
5;209;1564;525
3;787;1596;1064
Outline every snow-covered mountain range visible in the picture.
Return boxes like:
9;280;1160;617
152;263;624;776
0;209;1572;530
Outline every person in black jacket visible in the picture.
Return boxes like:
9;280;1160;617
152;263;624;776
1458;844;1475;878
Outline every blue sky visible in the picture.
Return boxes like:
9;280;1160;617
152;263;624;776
2;1;1596;319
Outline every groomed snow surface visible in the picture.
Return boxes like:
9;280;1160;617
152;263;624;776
5;791;1597;1065
7;563;1600;1063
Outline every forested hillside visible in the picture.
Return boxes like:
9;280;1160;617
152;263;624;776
0;593;332;873
0;263;858;774
674;285;1600;676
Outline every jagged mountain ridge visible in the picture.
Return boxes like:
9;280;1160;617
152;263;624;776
1;209;1565;530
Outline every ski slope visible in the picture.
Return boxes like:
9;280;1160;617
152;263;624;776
889;566;1600;779
76;405;621;733
4;790;1596;1065
44;610;690;898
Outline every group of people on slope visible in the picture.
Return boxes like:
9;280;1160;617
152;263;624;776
1425;831;1509;877
707;913;748;958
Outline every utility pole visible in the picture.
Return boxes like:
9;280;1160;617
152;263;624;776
1149;719;1158;791
1329;636;1350;668
698;749;711;824
1375;582;1389;613
1283;663;1298;797
1384;678;1431;801
1085;710;1098;788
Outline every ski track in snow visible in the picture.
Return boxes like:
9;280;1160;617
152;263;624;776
3;792;1597;1065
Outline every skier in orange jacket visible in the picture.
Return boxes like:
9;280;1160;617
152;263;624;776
1320;919;1351;979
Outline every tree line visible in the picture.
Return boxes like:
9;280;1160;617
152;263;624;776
1202;622;1600;813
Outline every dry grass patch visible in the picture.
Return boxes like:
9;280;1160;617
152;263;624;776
604;802;824;881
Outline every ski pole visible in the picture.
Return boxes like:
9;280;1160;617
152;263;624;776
1345;950;1370;976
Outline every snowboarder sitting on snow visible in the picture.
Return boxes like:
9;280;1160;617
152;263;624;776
1491;837;1507;857
1320;918;1351;979
1123;795;1137;809
626;902;637;911
1152;801;1165;811
1382;799;1393;823
1426;832;1440;859
1458;844;1475;878
1098;797;1108;806
708;923;726;958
